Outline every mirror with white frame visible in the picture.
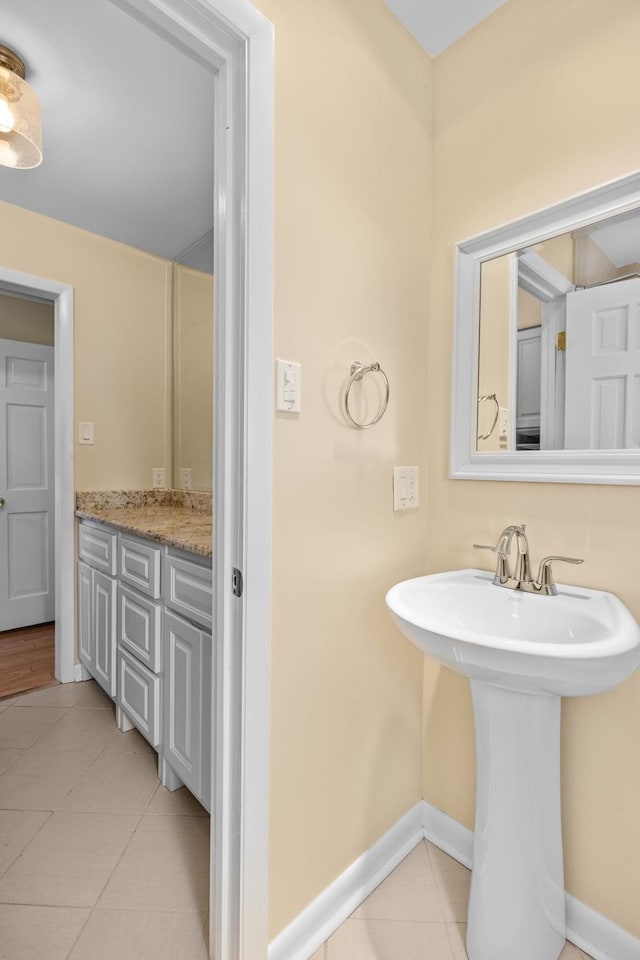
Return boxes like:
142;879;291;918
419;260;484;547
451;171;640;484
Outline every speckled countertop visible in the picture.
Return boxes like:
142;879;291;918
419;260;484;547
75;490;212;559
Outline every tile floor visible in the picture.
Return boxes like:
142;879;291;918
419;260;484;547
313;842;594;959
0;679;210;960
0;680;595;960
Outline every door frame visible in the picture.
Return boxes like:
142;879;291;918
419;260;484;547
0;270;75;683
113;1;274;958
516;252;575;450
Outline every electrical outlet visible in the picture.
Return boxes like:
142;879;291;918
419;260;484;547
393;466;419;511
180;468;192;491
152;467;166;489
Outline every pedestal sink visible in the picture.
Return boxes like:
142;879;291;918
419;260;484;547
385;569;640;960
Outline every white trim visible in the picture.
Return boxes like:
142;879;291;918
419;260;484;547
421;801;640;960
0;267;75;684
111;2;273;958
268;800;640;960
268;803;425;960
451;168;640;484
565;894;640;960
74;663;92;682
421;799;473;868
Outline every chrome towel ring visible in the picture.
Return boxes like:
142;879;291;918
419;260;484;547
477;392;500;440
344;361;390;429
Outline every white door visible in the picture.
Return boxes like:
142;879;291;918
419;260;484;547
565;278;640;448
516;326;542;437
0;338;55;630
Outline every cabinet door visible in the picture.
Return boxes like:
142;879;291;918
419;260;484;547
77;561;93;670
93;571;117;697
163;611;206;799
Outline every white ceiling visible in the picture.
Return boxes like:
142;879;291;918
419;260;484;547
385;0;510;56
0;0;215;266
0;1;510;267
587;211;640;269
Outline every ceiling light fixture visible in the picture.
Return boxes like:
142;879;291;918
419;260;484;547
0;44;42;169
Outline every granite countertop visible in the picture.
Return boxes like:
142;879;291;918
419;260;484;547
75;491;212;558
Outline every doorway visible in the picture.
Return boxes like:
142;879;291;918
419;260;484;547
0;292;57;696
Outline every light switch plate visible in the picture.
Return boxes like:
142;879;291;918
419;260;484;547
276;359;301;413
393;466;419;511
78;421;94;445
180;468;192;490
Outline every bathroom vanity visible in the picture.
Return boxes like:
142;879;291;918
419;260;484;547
75;493;213;811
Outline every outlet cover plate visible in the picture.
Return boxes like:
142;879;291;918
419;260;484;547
393;466;419;511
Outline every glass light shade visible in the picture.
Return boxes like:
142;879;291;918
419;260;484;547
0;64;42;169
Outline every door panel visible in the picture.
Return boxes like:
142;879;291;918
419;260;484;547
565;278;640;448
93;571;116;697
0;339;55;630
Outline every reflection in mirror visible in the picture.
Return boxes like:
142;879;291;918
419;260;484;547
173;261;214;492
477;207;640;453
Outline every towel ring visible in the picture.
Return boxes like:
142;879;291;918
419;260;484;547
477;392;500;440
344;361;390;429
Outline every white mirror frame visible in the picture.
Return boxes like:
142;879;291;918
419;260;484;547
451;170;640;484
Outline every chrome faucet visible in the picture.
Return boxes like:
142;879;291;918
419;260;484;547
473;524;583;596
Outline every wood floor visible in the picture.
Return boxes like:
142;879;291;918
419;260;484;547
0;623;57;700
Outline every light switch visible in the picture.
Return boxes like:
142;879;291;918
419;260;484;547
79;421;94;445
393;466;419;511
276;359;301;413
180;468;192;491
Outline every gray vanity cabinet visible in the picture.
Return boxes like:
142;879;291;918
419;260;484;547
163;611;212;808
77;522;118;697
161;548;213;811
76;518;212;812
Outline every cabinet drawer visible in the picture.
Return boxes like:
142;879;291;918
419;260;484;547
78;522;117;576
119;535;161;599
118;585;162;673
118;648;161;748
164;553;212;630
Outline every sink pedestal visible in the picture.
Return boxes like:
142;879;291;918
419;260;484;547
466;679;565;960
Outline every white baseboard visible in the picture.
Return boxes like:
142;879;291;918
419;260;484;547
268;798;640;960
421;800;639;960
565;893;640;960
73;663;92;682
268;802;424;960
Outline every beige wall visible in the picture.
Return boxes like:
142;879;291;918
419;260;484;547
173;263;213;492
0;202;172;490
251;0;432;938
429;0;640;938
0;293;54;345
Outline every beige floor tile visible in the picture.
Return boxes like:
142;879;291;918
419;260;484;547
0;904;90;960
103;726;155;754
29;707;117;755
0;748;97;810
62;752;159;814
146;784;208;816
0;706;67;748
426;842;471;922
68;908;206;960
560;944;590;959
0;747;24;775
309;949;325;960
8;679;108;709
99;814;210;912
351;843;443;922
0;811;139;907
0;810;50;876
326;918;454;960
446;922;468;960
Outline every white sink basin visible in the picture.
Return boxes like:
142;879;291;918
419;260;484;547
386;568;640;696
385;568;640;960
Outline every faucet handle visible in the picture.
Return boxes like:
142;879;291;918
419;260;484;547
473;543;510;581
536;555;584;589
